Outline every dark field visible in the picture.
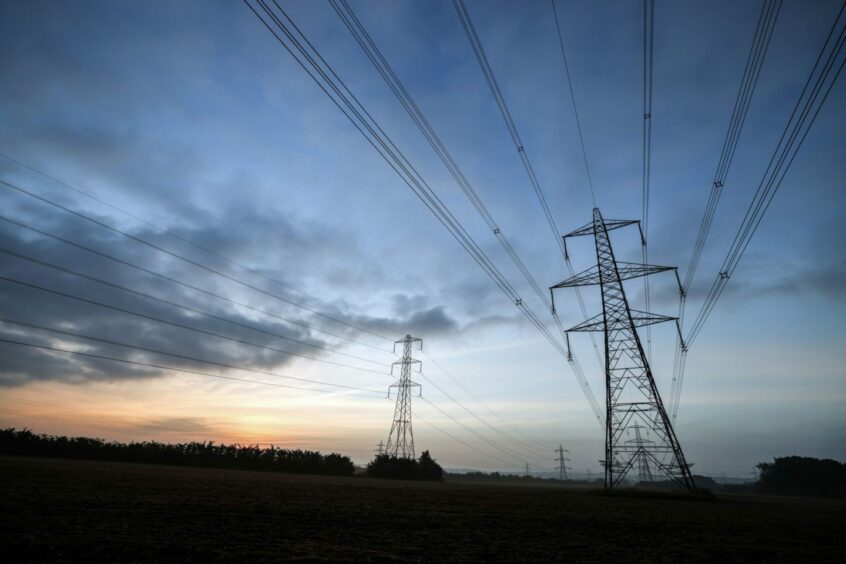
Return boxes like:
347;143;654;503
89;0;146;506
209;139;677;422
2;457;844;561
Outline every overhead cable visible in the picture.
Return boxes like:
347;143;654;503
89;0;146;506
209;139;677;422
243;0;605;423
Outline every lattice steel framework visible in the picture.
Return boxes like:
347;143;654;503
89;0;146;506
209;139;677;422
628;424;654;483
385;334;422;458
555;444;571;480
550;208;695;491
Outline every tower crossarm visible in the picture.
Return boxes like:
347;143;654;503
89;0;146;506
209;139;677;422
563;218;640;239
391;358;421;372
393;335;422;352
566;309;677;332
551;262;675;289
388;378;421;388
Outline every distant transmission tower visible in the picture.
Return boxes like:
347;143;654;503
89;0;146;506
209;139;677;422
550;208;695;491
374;440;384;456
627;424;654;483
555;445;570;480
385;334;422;459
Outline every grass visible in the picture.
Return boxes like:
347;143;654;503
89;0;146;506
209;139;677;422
2;456;844;561
592;486;717;501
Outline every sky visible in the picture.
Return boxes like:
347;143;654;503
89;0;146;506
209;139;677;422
0;0;844;478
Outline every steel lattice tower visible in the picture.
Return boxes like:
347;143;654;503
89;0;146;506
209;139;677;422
555;444;570;480
627;424;654;483
550;208;695;491
385;334;422;459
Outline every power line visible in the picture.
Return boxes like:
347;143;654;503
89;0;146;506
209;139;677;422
418;370;552;463
0;178;393;343
550;0;597;207
453;0;567;258
330;0;552;312
685;1;845;347
419;395;556;468
0;247;387;366
641;0;655;363
686;17;845;347
641;0;655;243
328;0;603;433
453;0;603;370
243;0;604;423
673;1;845;420
0;275;389;375
422;351;555;452
670;0;782;419
681;0;782;294
0;336;382;397
0;318;386;395
0;158;394;354
0;151;371;322
244;0;523;310
455;0;607;390
419;395;543;466
9;4;576;450
0;214;392;354
415;411;520;470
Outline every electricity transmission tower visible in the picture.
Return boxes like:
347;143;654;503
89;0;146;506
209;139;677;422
385;334;422;459
550;208;695;491
374;440;384;457
555;445;571;480
627;424;654;483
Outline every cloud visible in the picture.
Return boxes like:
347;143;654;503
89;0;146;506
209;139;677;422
137;417;214;434
0;204;350;386
0;196;477;386
366;305;459;338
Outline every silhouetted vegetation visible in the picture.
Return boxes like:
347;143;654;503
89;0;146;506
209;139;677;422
0;428;354;476
446;470;569;485
757;456;846;498
365;450;444;481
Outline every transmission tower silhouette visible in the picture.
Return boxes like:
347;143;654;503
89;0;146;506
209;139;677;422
385;334;422;459
555;444;571;480
627;424;654;483
550;208;695;491
374;440;384;456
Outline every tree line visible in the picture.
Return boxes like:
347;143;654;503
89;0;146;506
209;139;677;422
366;451;444;481
0;428;355;476
757;456;846;498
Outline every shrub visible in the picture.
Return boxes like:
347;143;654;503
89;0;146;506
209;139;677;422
418;450;444;481
757;456;846;498
365;450;444;481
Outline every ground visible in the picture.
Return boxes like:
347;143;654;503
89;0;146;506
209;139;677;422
1;456;844;561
